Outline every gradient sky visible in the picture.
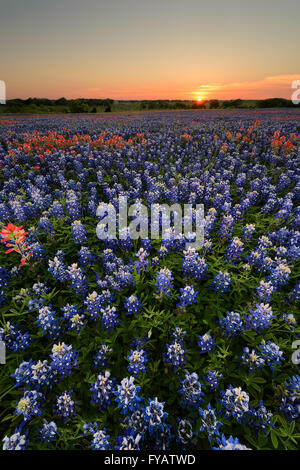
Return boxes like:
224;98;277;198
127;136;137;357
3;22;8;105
1;0;300;100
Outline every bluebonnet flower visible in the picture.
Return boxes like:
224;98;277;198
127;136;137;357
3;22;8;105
177;419;193;446
219;214;235;239
246;248;267;270
282;313;297;330
240;347;265;373
247;401;274;434
213;434;251;450
219;311;244;337
66;263;88;296
145;397;168;434
38;421;58;443
12;360;33;387
211;271;231;294
259;341;284;369
224;237;244;264
51;200;65;219
91;429;112;450
202;238;213;254
198;333;216;354
39;216;54;235
124;294;142;315
31;359;56;388
0;266;10;306
245;303;274;331
62;304;85;332
291;281;300;301
114;376;141;414
27;292;46;312
154;423;172;450
172;327;187;341
128;348;148;375
204;370;223;391
32;281;50;296
29;241;46;260
93;345;113;369
54;390;76;420
266;262;291;288
37;305;60;337
275;198;293;221
65;190;81;220
2;428;28;450
83;422;100;435
118;228;134;251
15;390;42;422
278;375;300;421
177;285;198;308
78;246;96;267
155;267;173;297
0;266;11;290
0;203;11;222
256;280;274;302
0;321;30;352
134;247;150;272
48;255;67;282
158;245;168;258
178;372;204;407
257;235;272;250
220;386;249;423
50;342;78;378
113;265;135;290
84;291;102;320
71;220;87;244
126;409;147;436
100;305;120;330
199;403;222;442
243;224;256;241
165;340;186;369
204;208;217;236
90;371;115;410
115;431;142;450
181;247;207;280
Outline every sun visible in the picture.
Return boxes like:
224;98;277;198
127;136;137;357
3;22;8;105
196;96;204;102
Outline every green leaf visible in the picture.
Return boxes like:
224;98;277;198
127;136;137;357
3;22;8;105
271;431;278;449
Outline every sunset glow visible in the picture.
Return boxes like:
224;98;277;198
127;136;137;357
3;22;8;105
0;0;299;100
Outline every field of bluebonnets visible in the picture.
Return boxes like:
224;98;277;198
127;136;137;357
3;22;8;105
0;109;299;451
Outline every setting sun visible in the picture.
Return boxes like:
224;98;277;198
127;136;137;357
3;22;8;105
196;96;204;102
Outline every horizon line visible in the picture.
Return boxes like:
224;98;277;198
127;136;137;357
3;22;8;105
5;96;294;102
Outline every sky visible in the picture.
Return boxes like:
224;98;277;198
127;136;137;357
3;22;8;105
1;0;300;100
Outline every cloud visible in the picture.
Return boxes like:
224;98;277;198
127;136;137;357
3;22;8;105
190;74;300;100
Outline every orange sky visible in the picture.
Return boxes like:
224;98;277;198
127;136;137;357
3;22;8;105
1;1;300;101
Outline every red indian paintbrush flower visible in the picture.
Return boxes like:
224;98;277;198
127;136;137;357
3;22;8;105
0;224;32;267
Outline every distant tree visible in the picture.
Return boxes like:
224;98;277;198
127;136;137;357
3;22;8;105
256;98;293;108
55;97;68;106
103;99;114;112
222;100;233;108
69;100;89;113
221;99;243;108
209;100;219;109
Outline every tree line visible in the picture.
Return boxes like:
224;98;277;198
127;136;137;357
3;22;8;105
1;97;299;114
